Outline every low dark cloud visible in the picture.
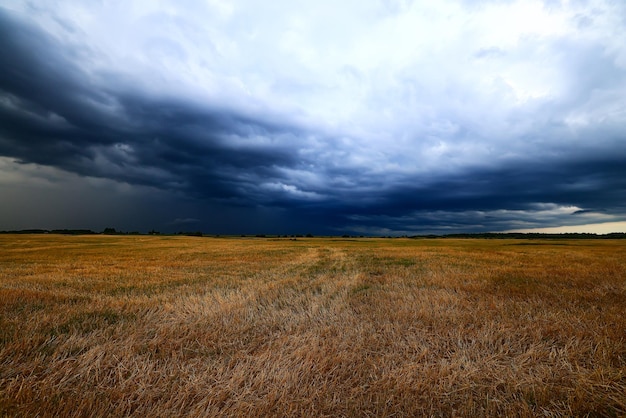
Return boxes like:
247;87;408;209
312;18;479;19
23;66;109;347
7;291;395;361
1;4;625;235
0;9;300;200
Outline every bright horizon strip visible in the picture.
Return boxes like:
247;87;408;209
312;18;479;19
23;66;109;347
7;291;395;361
507;221;626;234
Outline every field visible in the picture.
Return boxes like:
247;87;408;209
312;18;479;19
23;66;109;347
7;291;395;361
0;235;625;417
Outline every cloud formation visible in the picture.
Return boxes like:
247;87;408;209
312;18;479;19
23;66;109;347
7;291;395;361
1;1;625;234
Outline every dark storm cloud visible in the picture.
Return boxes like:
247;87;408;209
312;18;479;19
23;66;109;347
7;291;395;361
278;146;623;232
0;9;304;204
1;3;625;235
331;155;626;234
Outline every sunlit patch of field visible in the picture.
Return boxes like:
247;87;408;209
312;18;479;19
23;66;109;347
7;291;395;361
0;235;624;417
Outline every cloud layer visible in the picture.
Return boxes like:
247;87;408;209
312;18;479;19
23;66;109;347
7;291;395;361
1;1;625;234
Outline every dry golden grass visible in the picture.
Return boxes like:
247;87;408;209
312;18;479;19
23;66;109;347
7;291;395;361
0;234;624;417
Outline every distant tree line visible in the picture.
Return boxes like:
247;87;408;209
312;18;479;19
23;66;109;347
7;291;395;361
1;230;625;239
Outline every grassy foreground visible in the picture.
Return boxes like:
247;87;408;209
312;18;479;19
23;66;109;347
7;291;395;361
0;235;624;417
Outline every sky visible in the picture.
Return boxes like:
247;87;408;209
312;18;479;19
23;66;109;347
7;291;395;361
1;0;625;235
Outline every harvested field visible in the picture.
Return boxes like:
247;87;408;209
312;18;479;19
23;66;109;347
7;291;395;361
1;235;625;417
